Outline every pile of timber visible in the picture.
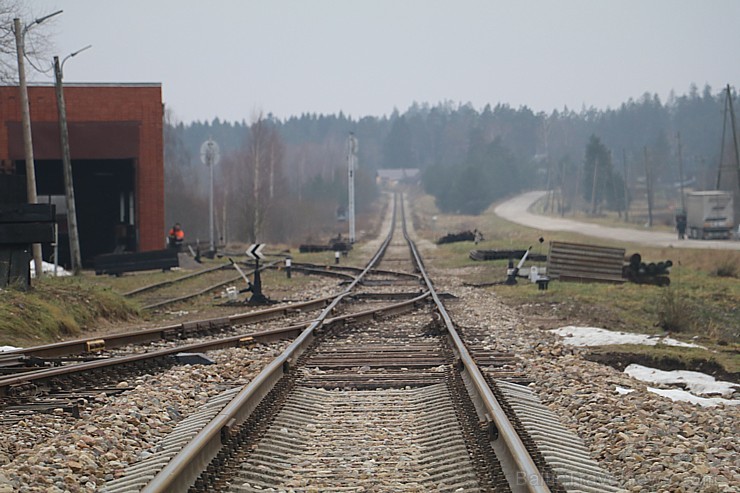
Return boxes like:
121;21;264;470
299;237;352;254
547;241;626;284
546;241;673;287
437;230;475;244
469;249;547;262
622;253;672;286
94;249;179;276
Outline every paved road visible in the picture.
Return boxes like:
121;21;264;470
495;191;740;251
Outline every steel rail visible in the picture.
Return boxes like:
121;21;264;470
283;261;422;281
121;262;232;297
0;325;302;396
0;295;337;361
0;292;428;399
399;194;550;493
139;275;243;311
281;264;357;282
141;195;409;493
140;260;280;311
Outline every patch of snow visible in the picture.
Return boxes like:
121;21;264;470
30;260;72;278
614;386;635;395
625;364;738;398
550;326;705;349
646;387;740;408
0;345;21;352
661;336;701;347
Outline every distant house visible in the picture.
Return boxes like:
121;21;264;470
376;168;421;186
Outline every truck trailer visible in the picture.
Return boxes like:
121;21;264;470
685;191;734;240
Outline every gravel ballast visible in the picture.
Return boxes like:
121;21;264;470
440;277;738;493
0;343;289;492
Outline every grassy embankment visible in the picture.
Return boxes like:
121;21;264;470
0;254;353;348
0;276;138;347
410;191;740;379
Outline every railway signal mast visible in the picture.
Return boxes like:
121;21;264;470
200;138;220;252
347;132;358;243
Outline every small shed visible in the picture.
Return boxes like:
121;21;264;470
376;168;421;186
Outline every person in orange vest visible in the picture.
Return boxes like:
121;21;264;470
168;223;185;250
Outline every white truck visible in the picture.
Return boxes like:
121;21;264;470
685;191;734;240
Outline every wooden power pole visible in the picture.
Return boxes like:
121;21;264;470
644;147;654;227
54;55;82;274
622;149;629;222
14;17;44;279
676;132;686;211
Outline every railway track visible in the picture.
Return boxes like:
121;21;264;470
97;193;623;492
121;260;274;311
116;250;410;312
0;199;427;418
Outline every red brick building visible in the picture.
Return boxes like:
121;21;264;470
0;83;164;266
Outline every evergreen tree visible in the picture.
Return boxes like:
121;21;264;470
582;135;624;213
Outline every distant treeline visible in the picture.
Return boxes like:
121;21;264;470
165;84;737;241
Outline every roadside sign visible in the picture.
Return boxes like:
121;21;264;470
247;243;266;260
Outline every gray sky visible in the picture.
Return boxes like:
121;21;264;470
24;0;740;123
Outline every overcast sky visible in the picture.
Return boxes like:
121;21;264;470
23;0;740;123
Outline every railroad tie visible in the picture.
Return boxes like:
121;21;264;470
229;384;482;492
495;380;624;493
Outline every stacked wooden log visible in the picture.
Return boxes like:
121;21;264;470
437;230;475;244
622;253;672;286
469;249;547;262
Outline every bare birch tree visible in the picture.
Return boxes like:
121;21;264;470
0;0;21;80
0;1;54;82
237;114;285;243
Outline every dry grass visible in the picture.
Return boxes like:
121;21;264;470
711;252;740;278
0;277;138;346
409;189;740;375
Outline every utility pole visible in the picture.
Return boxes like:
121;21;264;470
717;85;740;191
559;156;567;216
717;88;729;190
727;85;740;192
544;156;552;213
644;147;653;227
676;132;686;211
590;155;599;214
200;138;220;252
347;132;358;243
53;47;90;275
13;11;63;280
621;149;629;222
14;17;43;279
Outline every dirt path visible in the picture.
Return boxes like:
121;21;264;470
495;191;740;250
